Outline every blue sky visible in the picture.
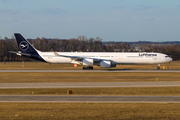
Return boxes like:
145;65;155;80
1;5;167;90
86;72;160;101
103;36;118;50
0;0;180;41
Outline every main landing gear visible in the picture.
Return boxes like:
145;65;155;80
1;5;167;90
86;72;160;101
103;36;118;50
82;66;93;70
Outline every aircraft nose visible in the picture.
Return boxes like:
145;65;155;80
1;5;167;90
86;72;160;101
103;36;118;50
169;57;173;61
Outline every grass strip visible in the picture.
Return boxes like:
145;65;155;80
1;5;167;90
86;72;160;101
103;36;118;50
0;72;180;83
0;103;180;120
1;87;180;95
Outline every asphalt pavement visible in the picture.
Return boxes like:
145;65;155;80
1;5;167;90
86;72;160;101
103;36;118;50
0;95;180;103
0;69;180;72
1;82;180;88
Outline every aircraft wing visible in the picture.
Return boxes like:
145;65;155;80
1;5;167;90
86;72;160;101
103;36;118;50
54;52;102;61
54;52;84;60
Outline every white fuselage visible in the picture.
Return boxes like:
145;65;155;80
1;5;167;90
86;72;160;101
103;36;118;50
38;52;172;65
13;33;173;68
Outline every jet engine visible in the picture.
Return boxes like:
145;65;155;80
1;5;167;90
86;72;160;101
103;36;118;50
100;61;116;68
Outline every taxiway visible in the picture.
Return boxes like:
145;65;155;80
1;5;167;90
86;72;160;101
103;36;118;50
1;82;180;88
0;69;180;72
0;95;180;103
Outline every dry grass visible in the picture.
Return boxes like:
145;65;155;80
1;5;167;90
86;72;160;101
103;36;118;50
1;62;180;119
0;72;180;83
0;103;180;120
0;61;179;69
1;87;180;95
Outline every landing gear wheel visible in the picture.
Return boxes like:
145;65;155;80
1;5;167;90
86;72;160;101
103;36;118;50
90;66;93;70
82;66;93;70
87;67;90;70
89;66;93;70
157;66;160;70
83;66;86;70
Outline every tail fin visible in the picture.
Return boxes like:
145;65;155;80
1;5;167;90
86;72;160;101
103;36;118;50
13;33;45;62
14;33;38;54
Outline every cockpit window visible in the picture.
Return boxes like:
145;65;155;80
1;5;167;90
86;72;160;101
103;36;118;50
165;56;169;58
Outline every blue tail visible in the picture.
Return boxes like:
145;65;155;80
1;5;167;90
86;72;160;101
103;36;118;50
14;33;38;54
13;33;45;62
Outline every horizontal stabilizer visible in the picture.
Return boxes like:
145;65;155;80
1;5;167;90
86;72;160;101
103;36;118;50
9;51;31;57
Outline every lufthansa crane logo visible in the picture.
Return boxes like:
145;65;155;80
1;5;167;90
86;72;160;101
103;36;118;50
19;41;29;51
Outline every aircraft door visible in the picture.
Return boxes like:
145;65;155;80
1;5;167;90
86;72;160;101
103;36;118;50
119;54;123;60
158;54;161;60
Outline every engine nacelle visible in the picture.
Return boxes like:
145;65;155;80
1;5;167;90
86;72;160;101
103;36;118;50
100;61;116;68
83;59;94;66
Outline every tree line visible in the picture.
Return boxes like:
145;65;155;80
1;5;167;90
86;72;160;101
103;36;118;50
141;44;180;60
0;35;180;61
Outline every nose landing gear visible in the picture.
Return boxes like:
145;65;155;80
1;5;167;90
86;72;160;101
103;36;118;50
82;66;93;70
157;66;160;70
157;64;160;70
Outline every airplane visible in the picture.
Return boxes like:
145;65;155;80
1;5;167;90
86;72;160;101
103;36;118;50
9;33;172;70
